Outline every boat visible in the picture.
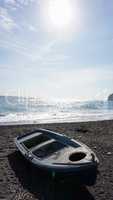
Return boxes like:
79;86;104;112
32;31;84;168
15;128;99;185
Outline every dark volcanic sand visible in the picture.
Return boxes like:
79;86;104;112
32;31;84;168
0;120;113;200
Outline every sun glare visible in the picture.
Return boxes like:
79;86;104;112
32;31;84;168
48;0;73;30
41;0;78;36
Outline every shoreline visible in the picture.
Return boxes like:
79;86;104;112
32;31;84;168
0;118;113;127
0;120;113;200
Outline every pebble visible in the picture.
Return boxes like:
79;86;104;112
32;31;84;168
107;152;112;155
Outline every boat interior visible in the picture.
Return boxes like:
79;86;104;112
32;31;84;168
19;131;87;163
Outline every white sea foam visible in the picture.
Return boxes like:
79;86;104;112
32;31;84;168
0;96;113;125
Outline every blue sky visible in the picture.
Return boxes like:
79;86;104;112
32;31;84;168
0;0;113;100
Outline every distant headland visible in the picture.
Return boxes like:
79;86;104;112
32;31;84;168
108;94;113;101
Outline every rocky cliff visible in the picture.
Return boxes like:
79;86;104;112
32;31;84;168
108;94;113;101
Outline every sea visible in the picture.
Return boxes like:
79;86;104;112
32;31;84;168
0;96;113;125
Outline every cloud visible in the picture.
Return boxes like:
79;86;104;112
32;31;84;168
0;7;18;31
27;24;38;32
42;67;113;91
1;2;40;33
5;0;16;6
0;37;56;63
0;35;69;69
5;0;38;9
40;67;113;100
20;23;39;32
0;38;37;60
33;40;57;62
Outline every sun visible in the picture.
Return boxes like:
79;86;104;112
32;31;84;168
42;0;75;34
48;0;73;30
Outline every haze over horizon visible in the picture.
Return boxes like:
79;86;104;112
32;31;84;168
0;0;113;101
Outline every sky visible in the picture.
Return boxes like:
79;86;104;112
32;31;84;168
0;0;113;100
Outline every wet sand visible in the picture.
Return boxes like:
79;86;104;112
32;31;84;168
0;120;113;200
